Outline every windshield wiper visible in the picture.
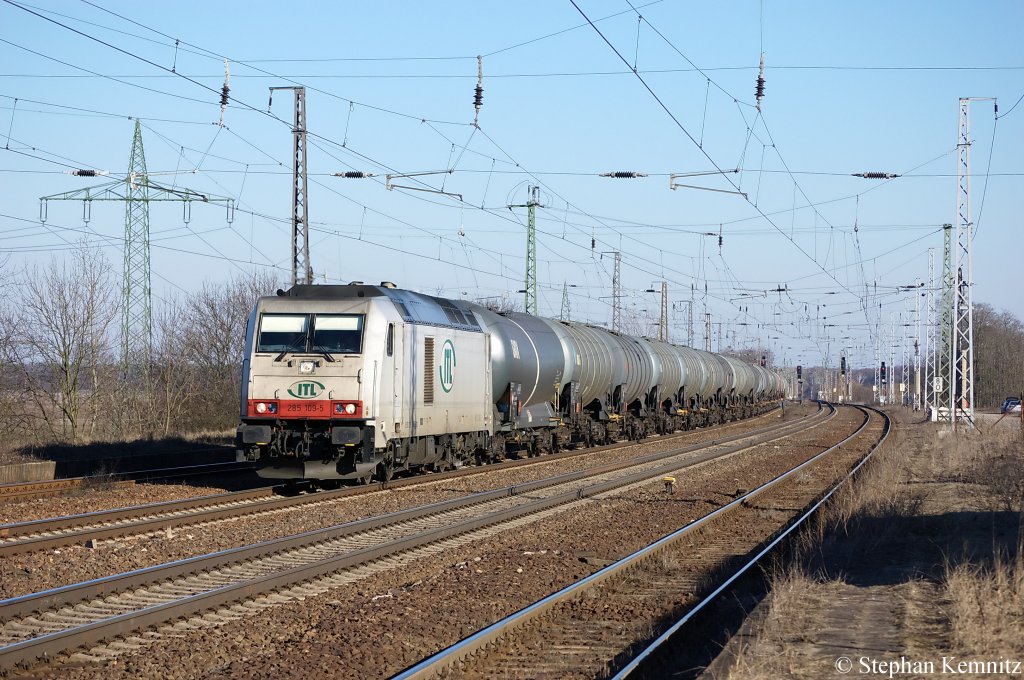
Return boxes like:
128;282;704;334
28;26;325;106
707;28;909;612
274;334;308;363
310;343;336;363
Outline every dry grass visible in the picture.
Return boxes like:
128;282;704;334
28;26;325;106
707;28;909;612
725;564;843;680
945;554;1024;658
721;414;1024;679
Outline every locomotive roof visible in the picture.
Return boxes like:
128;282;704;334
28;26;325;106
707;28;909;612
275;284;482;333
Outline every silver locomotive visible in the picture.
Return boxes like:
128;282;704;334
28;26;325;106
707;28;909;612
236;283;786;482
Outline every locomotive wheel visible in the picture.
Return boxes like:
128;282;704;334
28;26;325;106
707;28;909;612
377;457;395;483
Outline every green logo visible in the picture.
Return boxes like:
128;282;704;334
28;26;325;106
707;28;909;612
439;339;456;393
287;380;325;399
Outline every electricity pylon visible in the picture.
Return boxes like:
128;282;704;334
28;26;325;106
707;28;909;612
40;121;235;366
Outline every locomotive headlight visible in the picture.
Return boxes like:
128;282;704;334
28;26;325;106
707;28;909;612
254;401;277;415
345;403;356;415
298;360;315;374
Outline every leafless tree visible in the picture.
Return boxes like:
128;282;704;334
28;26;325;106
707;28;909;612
148;298;199;436
1;245;118;444
477;293;519;315
974;303;1024;408
179;269;280;431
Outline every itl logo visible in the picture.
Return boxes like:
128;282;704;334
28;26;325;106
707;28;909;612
287;380;325;399
439;339;456;393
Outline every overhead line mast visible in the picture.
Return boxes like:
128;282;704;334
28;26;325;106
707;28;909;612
936;224;954;420
508;186;542;315
949;97;994;427
269;86;310;286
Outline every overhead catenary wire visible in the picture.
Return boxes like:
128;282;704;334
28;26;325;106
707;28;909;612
0;1;1001;361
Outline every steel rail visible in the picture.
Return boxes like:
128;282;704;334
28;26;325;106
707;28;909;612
0;455;241;504
392;404;882;680
612;405;890;679
1;403;827;619
0;404;803;556
0;405;831;671
0;478;136;503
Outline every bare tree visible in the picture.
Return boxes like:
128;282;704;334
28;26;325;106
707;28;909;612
179;269;280;431
2;245;118;444
974;303;1024;408
150;297;200;436
0;254;17;447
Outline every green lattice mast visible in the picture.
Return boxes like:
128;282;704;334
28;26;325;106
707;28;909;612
123;120;152;365
936;224;953;420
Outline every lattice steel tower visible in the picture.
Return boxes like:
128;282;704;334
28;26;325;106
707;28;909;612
656;281;668;342
508;186;542;314
949;97;993;425
524;186;540;315
611;251;622;332
270;86;310;286
936;224;954;419
924;248;936;413
123;120;152;363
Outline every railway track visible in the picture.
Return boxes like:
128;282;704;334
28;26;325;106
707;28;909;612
0;403;832;672
0;461;253;504
0;405;797;558
394;404;889;680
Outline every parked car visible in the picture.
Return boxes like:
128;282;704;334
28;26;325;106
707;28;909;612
1000;397;1022;414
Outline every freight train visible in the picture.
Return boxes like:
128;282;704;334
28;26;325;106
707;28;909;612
236;283;787;483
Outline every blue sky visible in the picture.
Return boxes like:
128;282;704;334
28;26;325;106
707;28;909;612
1;1;1021;371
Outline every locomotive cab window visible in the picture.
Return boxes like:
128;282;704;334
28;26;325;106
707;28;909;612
257;314;309;353
312;314;364;354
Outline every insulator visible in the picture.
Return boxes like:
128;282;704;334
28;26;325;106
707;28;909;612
220;84;230;107
75;169;97;177
853;172;900;179
718;235;723;247
600;171;647;178
755;53;766;110
343;171;366;178
473;85;483;108
591;237;596;250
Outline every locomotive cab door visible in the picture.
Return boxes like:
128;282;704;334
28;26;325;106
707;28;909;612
389;322;404;434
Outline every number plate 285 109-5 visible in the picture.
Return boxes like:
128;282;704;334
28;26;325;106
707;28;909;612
279;400;331;418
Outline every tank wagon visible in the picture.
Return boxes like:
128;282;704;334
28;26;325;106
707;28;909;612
236;284;787;483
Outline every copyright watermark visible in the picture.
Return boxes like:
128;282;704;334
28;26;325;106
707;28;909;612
833;656;1022;677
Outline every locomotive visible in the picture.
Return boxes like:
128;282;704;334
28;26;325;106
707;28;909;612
235;283;787;483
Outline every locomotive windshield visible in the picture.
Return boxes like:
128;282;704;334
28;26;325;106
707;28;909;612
256;313;364;354
312;314;363;354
